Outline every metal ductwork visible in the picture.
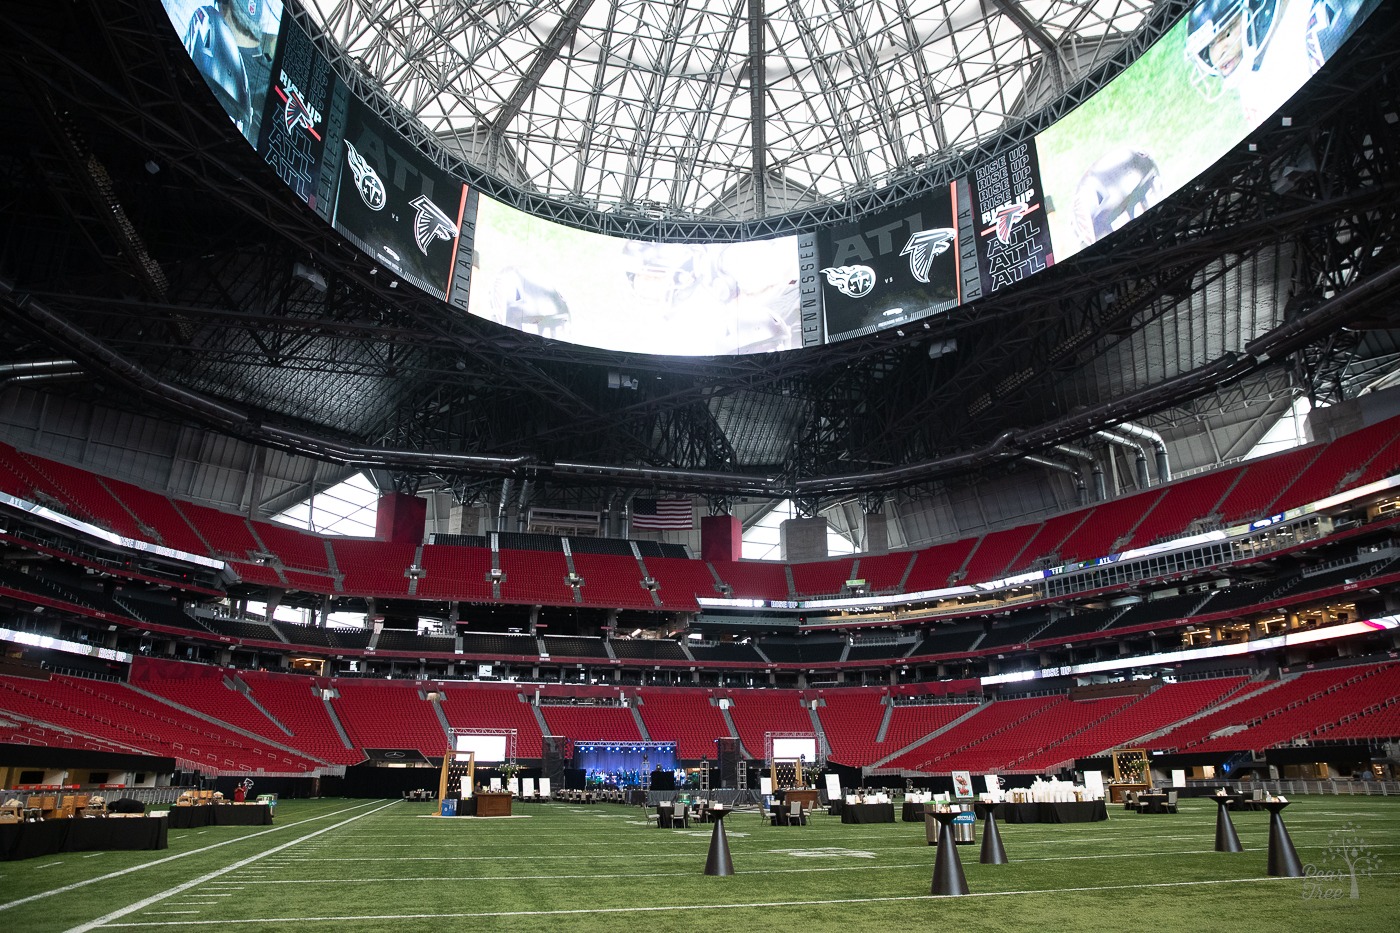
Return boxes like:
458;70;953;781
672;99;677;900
1095;430;1151;489
496;478;515;532
1107;422;1171;484
515;478;534;532
1025;454;1088;506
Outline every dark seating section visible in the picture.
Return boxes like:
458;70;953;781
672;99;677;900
686;641;765;664
844;640;914;662
541;635;610;658
1102;592;1211;632
199;616;283;641
458;632;539;656
376;629;455;652
978;616;1049;650
910;626;985;656
609;639;689;661
757;639;846;664
1032;608;1117;643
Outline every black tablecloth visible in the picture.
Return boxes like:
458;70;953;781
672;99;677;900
169;805;273;828
987;801;1108;823
901;802;927;822
841;802;895;824
0;816;168;861
1137;794;1170;814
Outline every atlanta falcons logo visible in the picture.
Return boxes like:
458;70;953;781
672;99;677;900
819;265;876;299
899;228;957;283
345;141;386;211
281;86;319;138
993;202;1032;244
410;195;459;255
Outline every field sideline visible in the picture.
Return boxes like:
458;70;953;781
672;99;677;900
2;795;1396;932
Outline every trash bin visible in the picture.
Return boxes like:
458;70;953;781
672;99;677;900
952;810;977;845
440;797;457;817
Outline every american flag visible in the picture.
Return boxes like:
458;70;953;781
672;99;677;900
631;497;693;530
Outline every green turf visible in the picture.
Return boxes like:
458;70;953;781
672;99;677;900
2;795;1397;932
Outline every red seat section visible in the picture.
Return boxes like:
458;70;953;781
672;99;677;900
726;690;813;759
710;560;790;601
239;670;361;764
572;552;655;609
902;539;977;592
334;539;416;597
539;705;644;745
416;544;495;601
0;672;320;772
635;688;733;760
330;679;449;758
647;556;722;609
439;683;544;759
789;558;856;598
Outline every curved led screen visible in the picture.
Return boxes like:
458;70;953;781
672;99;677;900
469;197;802;356
162;0;1381;356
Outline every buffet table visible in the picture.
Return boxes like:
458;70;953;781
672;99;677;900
0;816;168;861
840;802;896;824
975;800;1107;823
169;804;274;828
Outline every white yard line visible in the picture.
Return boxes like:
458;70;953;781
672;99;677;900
62;801;401;933
89;872;1400;927
0;801;387;914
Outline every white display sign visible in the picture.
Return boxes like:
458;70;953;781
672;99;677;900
1171;769;1186;788
759;776;773;796
951;771;974;799
1083;771;1105;800
823;773;841;800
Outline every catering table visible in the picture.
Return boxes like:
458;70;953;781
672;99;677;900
978;800;1107;823
169;804;274;828
840;802;895;824
0;816;168;861
779;789;821;810
473;792;514;817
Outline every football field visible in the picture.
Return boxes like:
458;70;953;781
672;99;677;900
3;795;1397;932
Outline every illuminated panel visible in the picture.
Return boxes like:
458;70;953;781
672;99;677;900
161;0;286;148
468;196;801;356
323;93;469;302
771;736;817;761
159;1;1382;354
966;139;1053;296
1038;0;1380;263
814;185;961;342
455;733;507;763
255;15;333;219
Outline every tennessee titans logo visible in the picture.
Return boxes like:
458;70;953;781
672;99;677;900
820;265;876;299
993;203;1032;244
410;195;459;255
345;141;386;211
899;228;957;283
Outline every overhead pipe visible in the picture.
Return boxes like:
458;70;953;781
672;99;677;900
1106;421;1170;484
515;478;534;532
1095;429;1151;489
0;359;80;375
496;478;515;533
1024;454;1088;507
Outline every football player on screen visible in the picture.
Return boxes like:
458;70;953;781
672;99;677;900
1185;0;1370;121
178;0;277;140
